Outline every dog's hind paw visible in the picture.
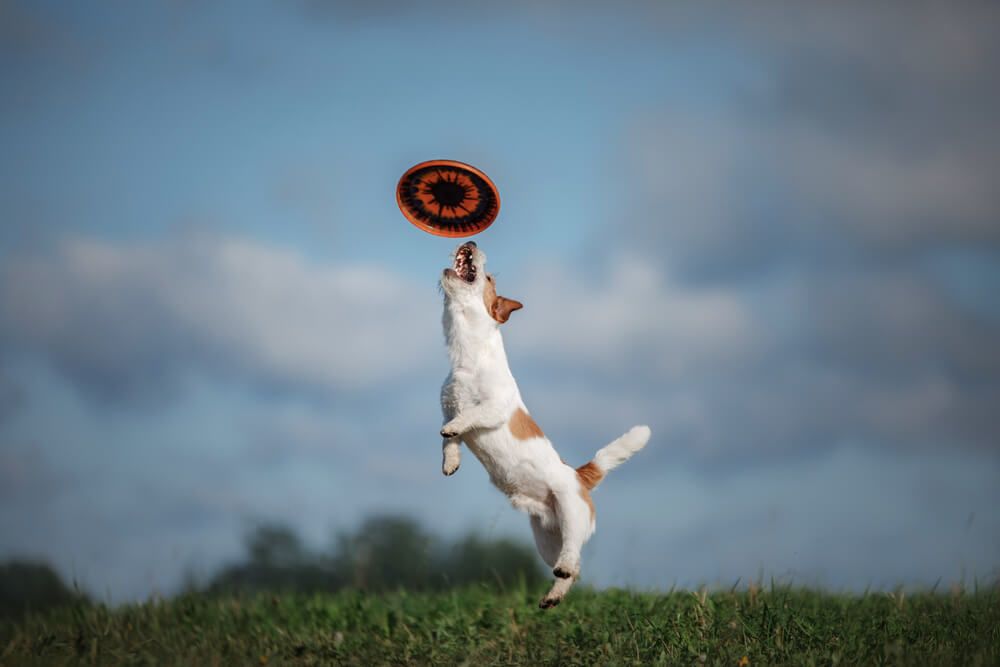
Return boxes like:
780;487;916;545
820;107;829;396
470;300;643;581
539;595;562;610
540;573;574;609
553;558;579;579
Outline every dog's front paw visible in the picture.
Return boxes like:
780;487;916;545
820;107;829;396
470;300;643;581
442;459;460;476
440;418;464;439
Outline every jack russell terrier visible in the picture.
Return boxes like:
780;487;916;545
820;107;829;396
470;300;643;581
439;241;651;608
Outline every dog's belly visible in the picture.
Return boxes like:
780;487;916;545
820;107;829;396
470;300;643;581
464;428;557;502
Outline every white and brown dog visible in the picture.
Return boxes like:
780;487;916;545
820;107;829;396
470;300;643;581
439;241;651;608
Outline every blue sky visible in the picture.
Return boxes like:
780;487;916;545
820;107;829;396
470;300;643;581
1;1;998;601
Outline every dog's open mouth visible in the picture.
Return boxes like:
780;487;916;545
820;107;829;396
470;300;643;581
453;243;477;283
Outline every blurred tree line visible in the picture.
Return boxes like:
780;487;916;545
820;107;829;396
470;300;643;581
0;560;87;621
202;514;543;595
0;515;542;619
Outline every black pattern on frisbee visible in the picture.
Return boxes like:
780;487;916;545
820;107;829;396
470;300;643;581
396;160;500;237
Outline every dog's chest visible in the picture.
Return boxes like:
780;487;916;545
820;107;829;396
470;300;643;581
441;363;513;415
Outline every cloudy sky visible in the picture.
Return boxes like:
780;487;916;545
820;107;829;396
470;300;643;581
1;1;998;601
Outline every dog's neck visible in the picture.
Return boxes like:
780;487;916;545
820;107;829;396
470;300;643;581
442;300;509;372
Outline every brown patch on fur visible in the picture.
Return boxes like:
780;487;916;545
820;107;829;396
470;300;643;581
576;461;604;520
508;407;544;440
483;275;523;324
576;461;604;490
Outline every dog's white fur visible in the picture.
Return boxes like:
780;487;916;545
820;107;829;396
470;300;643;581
439;241;651;608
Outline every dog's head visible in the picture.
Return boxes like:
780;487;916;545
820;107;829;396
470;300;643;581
441;241;523;325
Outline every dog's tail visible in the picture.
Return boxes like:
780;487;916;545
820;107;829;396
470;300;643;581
576;425;651;490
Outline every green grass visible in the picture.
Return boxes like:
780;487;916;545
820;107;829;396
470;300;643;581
3;586;999;666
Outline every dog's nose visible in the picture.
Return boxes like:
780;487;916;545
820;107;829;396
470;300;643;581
464;241;477;248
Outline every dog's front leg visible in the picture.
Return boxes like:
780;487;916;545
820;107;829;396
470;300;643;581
442;436;461;476
440;402;508;438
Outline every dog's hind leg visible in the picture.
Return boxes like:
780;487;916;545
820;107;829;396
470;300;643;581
530;515;561;568
535;486;591;609
550;484;592;580
531;512;579;609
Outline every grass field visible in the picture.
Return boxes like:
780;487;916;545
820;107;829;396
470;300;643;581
3;585;999;665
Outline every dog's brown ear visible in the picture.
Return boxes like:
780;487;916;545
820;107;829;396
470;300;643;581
492;296;523;324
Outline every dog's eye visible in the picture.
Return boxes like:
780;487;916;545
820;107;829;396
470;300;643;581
487;275;494;283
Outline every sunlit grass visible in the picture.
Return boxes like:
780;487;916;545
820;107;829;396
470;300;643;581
3;584;998;665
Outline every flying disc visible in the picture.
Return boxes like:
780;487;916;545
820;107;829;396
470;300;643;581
396;160;500;238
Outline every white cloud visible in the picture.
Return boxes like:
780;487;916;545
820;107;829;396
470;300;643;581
0;234;441;401
492;253;1000;459
506;257;759;378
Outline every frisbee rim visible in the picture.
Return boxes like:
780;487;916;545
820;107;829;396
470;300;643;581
396;159;501;238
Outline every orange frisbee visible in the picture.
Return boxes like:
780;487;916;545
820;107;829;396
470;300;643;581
396;159;500;237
